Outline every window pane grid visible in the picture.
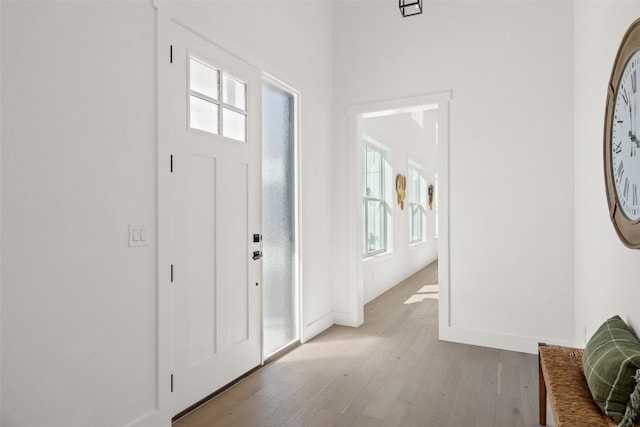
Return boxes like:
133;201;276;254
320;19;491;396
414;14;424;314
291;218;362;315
188;56;248;142
409;204;422;243
365;199;385;255
190;57;219;100
364;143;387;257
223;73;247;111
408;165;425;244
190;95;219;134
365;147;383;199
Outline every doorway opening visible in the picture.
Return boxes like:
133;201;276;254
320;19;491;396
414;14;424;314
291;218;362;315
360;106;439;303
348;93;451;336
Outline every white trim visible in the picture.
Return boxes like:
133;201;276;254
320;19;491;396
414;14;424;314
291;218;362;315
345;92;452;335
435;98;451;338
440;326;574;355
303;312;334;343
155;5;172;426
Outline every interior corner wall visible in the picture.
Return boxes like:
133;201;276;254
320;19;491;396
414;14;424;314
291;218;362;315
574;2;640;348
362;111;439;304
1;2;159;426
332;0;575;353
2;1;334;425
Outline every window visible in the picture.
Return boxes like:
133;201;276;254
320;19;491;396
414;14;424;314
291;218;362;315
408;164;426;244
364;144;387;256
189;56;247;142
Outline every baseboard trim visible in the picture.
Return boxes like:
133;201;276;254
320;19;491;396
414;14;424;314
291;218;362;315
439;325;574;355
302;312;334;343
333;310;360;328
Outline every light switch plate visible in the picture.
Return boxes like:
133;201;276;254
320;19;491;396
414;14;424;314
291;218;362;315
129;224;149;247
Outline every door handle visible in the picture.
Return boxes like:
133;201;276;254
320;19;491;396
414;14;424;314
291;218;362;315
252;251;262;260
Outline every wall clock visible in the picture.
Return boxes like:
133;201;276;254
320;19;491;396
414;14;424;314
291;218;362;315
604;18;640;248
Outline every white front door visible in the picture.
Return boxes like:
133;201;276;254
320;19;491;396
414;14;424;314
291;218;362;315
166;21;262;416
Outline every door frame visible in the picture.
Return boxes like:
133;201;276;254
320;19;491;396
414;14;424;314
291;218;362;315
157;9;258;419
345;92;451;336
156;3;303;423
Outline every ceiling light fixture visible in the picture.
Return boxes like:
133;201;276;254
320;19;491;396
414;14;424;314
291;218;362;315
399;0;422;17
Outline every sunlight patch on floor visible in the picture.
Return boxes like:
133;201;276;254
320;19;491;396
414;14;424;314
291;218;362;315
404;283;439;304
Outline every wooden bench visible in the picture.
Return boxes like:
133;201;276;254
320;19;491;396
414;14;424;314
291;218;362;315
538;343;617;426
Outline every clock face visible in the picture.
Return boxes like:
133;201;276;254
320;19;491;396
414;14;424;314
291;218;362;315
612;50;640;222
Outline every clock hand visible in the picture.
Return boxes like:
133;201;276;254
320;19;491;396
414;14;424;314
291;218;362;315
630;131;639;157
629;96;638;137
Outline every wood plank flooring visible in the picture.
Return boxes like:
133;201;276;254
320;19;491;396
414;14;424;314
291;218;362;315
174;260;540;427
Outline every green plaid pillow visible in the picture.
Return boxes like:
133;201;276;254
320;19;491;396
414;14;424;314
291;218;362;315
583;315;640;426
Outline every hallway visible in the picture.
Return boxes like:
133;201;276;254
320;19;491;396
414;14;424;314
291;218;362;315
174;260;539;427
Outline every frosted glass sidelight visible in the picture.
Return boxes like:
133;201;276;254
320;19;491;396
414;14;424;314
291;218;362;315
222;108;246;142
190;96;219;134
223;74;247;111
262;82;296;358
190;58;219;100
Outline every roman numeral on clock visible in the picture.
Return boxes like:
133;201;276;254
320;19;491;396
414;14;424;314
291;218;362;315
634;183;638;206
618;160;625;179
615;141;623;154
624;177;630;200
623;87;630;105
633;70;638;94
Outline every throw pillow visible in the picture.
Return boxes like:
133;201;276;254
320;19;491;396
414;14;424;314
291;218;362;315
583;315;640;426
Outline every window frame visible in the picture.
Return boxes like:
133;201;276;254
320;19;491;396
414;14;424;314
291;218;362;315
363;142;388;257
188;55;248;142
408;163;426;245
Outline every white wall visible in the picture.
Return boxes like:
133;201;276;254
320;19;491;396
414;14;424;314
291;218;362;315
362;110;439;303
574;2;640;347
1;2;158;426
6;0;636;424
1;1;334;426
332;1;575;353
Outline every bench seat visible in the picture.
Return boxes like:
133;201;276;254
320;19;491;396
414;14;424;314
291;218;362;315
538;343;617;426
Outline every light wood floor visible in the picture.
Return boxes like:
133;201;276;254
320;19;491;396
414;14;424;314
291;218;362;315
174;260;540;427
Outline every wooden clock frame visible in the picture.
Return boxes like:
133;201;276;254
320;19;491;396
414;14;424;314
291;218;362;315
604;18;640;249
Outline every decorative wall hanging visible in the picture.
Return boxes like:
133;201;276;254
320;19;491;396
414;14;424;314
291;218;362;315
396;174;406;210
428;184;434;210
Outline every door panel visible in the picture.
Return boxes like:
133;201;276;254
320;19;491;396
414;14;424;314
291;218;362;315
167;21;262;416
188;154;217;364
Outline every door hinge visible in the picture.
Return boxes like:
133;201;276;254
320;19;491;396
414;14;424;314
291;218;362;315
171;374;174;393
170;264;174;283
170;155;173;173
170;45;173;63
